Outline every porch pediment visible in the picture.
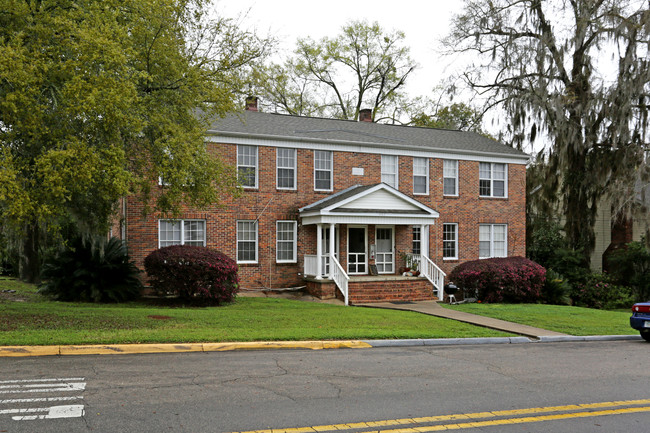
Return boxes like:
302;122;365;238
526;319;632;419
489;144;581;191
299;183;439;225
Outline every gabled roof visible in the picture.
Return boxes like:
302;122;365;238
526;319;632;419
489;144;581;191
299;183;439;226
204;110;529;162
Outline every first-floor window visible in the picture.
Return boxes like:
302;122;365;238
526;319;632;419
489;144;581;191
412;226;421;255
479;224;507;258
276;221;297;263
237;220;258;263
159;220;206;247
442;223;458;259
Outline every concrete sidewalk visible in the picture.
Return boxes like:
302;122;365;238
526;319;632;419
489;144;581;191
355;300;568;338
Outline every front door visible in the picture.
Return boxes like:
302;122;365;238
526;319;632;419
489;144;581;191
376;227;394;274
347;226;367;274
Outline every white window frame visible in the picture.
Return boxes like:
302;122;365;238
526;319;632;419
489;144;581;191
276;221;297;263
479;162;507;198
237;220;258;264
479;224;508;259
442;223;458;260
413;157;429;195
276;148;297;190
443;159;458;196
381;155;398;189
237;145;258;189
412;226;421;255
314;150;333;191
158;219;206;248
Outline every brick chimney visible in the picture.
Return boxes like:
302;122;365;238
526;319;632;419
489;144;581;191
359;109;373;122
245;96;258;112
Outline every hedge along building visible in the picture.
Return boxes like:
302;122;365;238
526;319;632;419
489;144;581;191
122;99;529;305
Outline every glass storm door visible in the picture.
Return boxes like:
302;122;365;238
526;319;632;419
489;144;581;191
376;227;394;274
347;227;367;274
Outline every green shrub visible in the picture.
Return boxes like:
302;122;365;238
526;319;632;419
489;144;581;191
571;272;633;309
144;245;239;304
542;269;571;305
39;237;142;302
448;257;546;303
608;240;650;302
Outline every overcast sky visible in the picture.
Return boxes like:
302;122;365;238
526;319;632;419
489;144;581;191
216;0;465;101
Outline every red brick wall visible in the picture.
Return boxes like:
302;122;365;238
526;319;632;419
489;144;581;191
124;142;526;289
348;278;436;303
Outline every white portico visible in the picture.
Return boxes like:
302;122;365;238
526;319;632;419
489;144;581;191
299;183;445;305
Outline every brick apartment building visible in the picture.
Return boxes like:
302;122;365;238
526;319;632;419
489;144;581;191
122;100;529;305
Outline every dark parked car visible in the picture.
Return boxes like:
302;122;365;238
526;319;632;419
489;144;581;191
630;302;650;342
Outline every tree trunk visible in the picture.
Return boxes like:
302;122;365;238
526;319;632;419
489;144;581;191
20;220;41;284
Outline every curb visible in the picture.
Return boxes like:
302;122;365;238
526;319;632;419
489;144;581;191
0;335;642;358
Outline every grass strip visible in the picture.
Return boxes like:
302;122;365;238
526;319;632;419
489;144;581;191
442;303;632;336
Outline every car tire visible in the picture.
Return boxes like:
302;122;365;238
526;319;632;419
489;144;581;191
641;330;650;342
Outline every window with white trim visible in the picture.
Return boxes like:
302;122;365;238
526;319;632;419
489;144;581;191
412;227;421;255
479;162;506;197
237;145;258;188
413;157;428;195
276;221;297;263
443;159;458;196
479;224;507;258
277;148;296;190
442;223;458;259
237;220;258;263
381;155;398;188
159;220;206;247
314;150;332;191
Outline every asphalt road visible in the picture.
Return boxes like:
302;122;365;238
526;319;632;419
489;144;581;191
1;340;648;432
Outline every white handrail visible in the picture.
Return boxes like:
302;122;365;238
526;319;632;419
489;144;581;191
420;254;446;300
330;255;349;306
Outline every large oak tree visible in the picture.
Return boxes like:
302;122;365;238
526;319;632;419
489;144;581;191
445;0;650;261
0;0;270;282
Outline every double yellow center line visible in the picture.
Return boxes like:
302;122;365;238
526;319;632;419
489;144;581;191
232;399;650;433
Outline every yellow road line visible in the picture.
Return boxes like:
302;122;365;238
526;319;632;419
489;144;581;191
233;399;650;433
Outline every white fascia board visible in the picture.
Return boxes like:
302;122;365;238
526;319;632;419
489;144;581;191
298;184;361;212
320;184;439;216
302;214;438;226
205;133;530;165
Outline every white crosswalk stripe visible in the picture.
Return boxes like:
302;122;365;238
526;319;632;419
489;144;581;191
0;378;86;421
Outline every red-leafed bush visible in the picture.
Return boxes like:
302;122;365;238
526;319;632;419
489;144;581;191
448;257;546;303
144;246;239;304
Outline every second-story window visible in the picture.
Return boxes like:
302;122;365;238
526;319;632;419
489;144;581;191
277;148;296;190
479;162;507;197
413;157;428;195
314;150;332;191
382;155;398;189
443;159;458;196
237;145;258;188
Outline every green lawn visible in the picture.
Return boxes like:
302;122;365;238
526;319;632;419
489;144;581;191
442;303;633;336
0;278;510;346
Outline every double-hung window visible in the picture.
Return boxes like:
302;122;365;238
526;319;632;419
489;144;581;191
412;227;421;255
413;157;428;195
381;155;398;188
479;224;507;258
237;145;258;188
443;159;458;196
442;223;458;259
159;220;206;247
479;162;506;197
314;150;332;191
237;220;258;263
276;221;297;263
277;148;296;190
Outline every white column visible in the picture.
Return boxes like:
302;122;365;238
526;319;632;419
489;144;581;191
316;224;323;279
420;224;428;258
329;223;336;277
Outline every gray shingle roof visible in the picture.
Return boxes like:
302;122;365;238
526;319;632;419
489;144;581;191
205;110;528;160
